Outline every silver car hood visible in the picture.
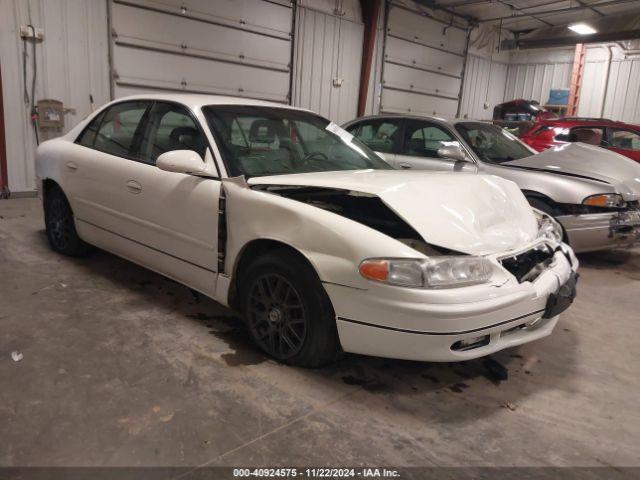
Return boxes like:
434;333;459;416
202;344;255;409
503;143;640;199
248;170;538;255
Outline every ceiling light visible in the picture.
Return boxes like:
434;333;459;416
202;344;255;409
568;23;597;35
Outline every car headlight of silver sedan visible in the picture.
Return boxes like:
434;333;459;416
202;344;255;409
533;208;563;242
359;256;493;288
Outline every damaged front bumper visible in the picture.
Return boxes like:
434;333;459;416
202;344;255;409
324;242;579;362
558;209;640;253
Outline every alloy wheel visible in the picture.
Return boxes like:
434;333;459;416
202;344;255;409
246;273;307;360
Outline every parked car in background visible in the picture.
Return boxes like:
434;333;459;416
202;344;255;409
343;115;640;253
36;94;578;366
492;99;558;136
521;117;640;162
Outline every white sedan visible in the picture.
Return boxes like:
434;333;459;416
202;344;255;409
36;94;579;367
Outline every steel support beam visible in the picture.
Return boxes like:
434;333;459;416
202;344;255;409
357;0;382;117
0;62;9;199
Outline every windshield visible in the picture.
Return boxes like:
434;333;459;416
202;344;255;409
455;122;534;164
203;105;392;177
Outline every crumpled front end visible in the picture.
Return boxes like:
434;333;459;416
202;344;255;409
329;240;579;362
558;204;640;253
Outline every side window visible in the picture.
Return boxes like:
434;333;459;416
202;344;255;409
138;103;208;165
568;127;605;146
402;121;459;158
76;111;106;147
608;129;640;150
347;120;400;153
93;102;149;157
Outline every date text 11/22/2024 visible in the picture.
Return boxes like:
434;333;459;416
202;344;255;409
233;468;400;478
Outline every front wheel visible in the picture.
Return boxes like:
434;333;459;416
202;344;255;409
44;185;90;256
238;249;342;367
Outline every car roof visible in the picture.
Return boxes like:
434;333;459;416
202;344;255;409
536;117;640;130
111;93;311;113
342;114;488;128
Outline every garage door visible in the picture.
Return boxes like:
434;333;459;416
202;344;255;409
110;0;293;102
380;2;467;117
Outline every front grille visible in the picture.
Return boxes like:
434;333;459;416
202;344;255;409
500;244;555;283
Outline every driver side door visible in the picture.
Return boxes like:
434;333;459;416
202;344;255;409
395;120;476;172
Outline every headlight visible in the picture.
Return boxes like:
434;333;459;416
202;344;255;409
583;193;626;208
359;256;493;288
533;208;563;242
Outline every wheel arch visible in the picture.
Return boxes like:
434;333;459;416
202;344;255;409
228;238;321;309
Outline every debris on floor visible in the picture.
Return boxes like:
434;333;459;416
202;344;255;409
501;402;517;411
11;351;23;362
482;357;508;383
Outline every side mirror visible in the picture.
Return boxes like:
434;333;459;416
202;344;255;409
157;150;205;175
437;145;469;162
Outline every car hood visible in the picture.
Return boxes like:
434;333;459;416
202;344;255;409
248;170;538;255
503;143;640;199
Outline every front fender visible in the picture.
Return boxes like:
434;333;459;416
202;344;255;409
222;181;424;290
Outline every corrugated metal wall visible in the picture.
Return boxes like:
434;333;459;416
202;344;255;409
504;62;572;105
579;46;640;123
459;55;508;120
292;5;364;124
0;0;110;194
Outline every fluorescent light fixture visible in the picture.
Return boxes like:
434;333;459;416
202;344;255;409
568;23;597;35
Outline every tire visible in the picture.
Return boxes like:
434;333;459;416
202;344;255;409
44;185;90;256
238;249;342;367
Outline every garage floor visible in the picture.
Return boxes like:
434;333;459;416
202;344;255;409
1;198;639;469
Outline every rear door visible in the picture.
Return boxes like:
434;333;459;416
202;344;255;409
70;100;152;233
395;119;475;172
605;128;640;162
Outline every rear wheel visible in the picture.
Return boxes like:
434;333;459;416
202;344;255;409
44;185;90;256
238;249;342;367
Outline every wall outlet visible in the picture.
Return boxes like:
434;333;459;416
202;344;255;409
20;25;44;40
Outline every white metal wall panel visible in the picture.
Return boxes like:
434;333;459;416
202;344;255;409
111;0;292;102
292;6;364;124
459;55;508;120
380;2;466;117
601;59;640;123
0;0;110;193
504;62;572;104
578;60;608;118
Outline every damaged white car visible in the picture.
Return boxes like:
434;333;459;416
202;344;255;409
36;95;579;367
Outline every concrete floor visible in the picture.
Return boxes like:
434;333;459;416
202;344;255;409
1;197;639;469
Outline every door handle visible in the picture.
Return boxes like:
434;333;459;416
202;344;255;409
398;162;412;169
126;180;142;194
65;161;78;171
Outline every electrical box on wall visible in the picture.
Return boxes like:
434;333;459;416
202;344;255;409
19;25;44;40
37;99;64;129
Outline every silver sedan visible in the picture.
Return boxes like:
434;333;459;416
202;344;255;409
343;115;640;253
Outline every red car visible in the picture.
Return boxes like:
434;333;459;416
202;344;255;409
521;117;640;163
